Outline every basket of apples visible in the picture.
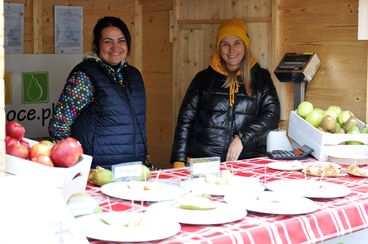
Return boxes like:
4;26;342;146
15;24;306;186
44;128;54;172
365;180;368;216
5;121;92;200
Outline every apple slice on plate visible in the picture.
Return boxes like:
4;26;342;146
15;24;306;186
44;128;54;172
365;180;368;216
174;194;217;210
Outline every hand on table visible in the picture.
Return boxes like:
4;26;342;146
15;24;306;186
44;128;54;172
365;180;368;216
226;135;243;161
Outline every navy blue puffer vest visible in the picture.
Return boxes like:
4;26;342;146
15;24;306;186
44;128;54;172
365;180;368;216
70;59;146;169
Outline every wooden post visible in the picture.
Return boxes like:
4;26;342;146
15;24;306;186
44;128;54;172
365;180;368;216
133;0;142;70
0;1;5;175
33;0;43;53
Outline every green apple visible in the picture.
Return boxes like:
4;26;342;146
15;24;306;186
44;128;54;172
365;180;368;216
305;108;324;127
93;166;113;186
320;115;337;133
335;122;345;134
131;164;151;181
361;126;368;134
323;109;338;119
343;115;358;132
337;111;352;125
327;105;342;117
346;126;363;145
297;101;314;118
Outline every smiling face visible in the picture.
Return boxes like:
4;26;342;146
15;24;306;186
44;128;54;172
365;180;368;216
98;26;128;65
219;35;245;71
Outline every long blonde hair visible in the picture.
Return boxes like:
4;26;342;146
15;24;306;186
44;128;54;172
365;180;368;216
221;47;253;97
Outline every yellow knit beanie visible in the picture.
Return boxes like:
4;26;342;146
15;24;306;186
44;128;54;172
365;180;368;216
216;19;250;50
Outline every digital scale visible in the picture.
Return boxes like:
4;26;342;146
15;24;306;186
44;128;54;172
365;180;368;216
274;52;321;109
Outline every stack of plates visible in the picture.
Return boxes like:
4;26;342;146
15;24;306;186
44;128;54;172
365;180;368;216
327;152;368;166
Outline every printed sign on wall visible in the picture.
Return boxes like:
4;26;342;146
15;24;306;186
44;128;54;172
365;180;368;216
22;72;49;103
5;54;82;138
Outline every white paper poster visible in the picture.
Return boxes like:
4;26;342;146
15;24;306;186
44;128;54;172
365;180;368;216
54;5;83;54
4;3;24;54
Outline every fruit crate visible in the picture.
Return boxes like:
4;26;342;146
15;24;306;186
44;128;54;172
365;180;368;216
5;138;92;200
288;111;368;161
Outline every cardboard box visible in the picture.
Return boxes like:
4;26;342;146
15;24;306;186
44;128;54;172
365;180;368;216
5;138;92;200
288;111;368;161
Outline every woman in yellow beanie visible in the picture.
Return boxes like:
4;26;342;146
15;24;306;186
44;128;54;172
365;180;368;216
171;20;280;168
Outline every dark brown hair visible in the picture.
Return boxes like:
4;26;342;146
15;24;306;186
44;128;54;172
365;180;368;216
92;16;131;54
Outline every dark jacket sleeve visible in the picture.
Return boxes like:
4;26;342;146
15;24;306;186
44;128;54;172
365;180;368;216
237;65;281;145
170;74;202;163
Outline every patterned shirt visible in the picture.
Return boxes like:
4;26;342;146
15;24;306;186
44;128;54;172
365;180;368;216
49;60;126;141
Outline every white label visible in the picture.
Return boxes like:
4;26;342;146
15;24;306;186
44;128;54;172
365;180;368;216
190;161;220;176
112;161;142;180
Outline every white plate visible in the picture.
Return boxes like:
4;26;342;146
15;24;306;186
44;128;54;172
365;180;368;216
75;211;181;242
265;179;351;199
328;152;368;166
225;191;319;215
181;176;264;196
267;160;304;171
149;201;247;225
101;181;187;202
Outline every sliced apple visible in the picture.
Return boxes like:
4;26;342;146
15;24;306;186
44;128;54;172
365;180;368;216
176;195;217;210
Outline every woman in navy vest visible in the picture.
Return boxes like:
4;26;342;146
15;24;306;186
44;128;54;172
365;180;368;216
49;16;147;169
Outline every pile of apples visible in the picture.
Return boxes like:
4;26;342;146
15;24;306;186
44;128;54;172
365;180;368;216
5;121;83;167
296;101;368;144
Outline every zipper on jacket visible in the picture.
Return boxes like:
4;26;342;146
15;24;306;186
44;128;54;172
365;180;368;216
223;102;236;158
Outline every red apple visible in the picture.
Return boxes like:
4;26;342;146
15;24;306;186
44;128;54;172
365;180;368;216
30;141;54;159
39;140;54;147
31;155;54;167
6;121;25;140
5;136;18;148
19;138;31;151
50;137;83;167
6;143;29;159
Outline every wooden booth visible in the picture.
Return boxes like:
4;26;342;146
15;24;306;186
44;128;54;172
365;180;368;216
1;0;367;170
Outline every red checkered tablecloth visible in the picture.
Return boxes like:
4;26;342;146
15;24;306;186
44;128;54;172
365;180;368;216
87;158;368;244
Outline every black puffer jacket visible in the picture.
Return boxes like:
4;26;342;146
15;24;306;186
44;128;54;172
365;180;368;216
170;64;280;163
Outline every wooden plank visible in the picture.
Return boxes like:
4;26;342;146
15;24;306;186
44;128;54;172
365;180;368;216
33;0;43;53
139;0;172;11
272;0;286;120
279;0;367;123
177;17;271;25
142;7;173;167
133;0;142;70
358;0;368;40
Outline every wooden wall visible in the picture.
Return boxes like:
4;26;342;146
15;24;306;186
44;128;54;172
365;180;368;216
171;0;276;120
278;0;368;121
2;0;368;170
141;1;174;168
